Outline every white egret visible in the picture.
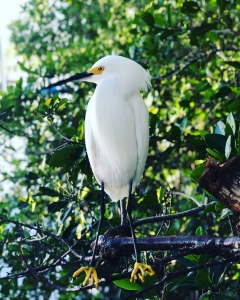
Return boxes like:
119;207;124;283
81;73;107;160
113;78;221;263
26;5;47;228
46;55;155;289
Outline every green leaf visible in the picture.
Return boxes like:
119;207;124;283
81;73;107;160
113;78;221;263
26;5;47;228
0;94;13;112
165;275;190;296
142;273;157;299
226;113;235;135
225;135;231;159
211;263;230;286
228;100;240;112
191;165;206;183
196;80;211;92
45;97;53;107
61;206;72;223
38;103;49;113
18;202;29;209
0;120;7;130
159;29;177;40
157;186;165;203
199;292;210;300
230;87;240;95
142;12;155;27
214;121;225;135
169;124;181;141
195;269;212;288
204;202;217;213
206;148;224;161
113;276;142;291
149;113;158;132
195;226;206;236
57;99;67;112
173;252;196;267
160;146;175;160
38;187;60;197
71;165;81;185
205;134;228;156
222;14;233;30
238;128;240;155
225;61;240;69
199;130;209;140
72;275;85;286
181;1;200;14
215;293;240;300
217;0;227;14
78;119;85;140
61;127;78;137
207;31;218;42
79;157;92;183
137;195;158;207
48;145;75;167
62;223;77;240
18;62;38;75
198;254;211;265
48;200;68;213
181;117;188;131
220;208;232;219
191;23;217;37
215;202;226;212
25;172;40;180
184;254;198;263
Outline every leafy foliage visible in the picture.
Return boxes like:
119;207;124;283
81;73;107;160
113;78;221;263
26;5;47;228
1;0;240;299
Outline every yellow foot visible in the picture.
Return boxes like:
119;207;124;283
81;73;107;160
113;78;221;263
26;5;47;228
130;262;155;282
73;266;99;289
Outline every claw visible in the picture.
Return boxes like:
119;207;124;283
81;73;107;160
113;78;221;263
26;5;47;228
130;262;155;282
73;266;99;289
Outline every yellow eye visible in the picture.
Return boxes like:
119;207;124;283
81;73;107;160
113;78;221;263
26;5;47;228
98;66;104;71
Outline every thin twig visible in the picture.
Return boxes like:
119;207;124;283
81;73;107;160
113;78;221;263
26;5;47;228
134;201;215;227
171;191;201;207
48;115;83;145
0;217;85;260
152;47;239;81
24;235;48;242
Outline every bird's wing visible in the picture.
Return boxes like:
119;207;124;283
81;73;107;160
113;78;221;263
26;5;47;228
131;95;149;190
85;81;139;200
84;96;100;185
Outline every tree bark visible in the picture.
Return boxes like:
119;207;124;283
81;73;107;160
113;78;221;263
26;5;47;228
92;235;240;264
200;156;240;213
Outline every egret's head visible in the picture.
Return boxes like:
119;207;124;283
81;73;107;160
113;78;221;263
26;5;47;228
85;55;151;93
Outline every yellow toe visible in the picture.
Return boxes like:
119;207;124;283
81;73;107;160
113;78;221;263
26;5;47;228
130;262;155;282
73;266;99;289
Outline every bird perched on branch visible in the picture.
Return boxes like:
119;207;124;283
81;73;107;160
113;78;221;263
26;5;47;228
46;55;155;289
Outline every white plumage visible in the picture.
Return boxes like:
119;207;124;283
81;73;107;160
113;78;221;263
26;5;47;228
84;55;151;201
47;55;154;287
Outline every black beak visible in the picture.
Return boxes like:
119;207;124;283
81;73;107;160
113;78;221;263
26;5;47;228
45;71;93;89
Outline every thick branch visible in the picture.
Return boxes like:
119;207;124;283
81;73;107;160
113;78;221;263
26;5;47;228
95;235;240;264
200;156;240;213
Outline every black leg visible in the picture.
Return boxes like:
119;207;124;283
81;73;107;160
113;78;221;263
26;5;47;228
89;181;105;267
120;199;128;226
127;179;140;262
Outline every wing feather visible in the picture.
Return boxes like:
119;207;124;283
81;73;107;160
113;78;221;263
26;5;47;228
85;79;149;201
130;95;149;191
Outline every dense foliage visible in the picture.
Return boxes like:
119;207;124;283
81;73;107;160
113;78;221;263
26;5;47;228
1;0;240;299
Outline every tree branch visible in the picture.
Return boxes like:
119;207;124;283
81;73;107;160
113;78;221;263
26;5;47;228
152;47;239;81
171;191;201;206
95;235;240;264
134;201;215;227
